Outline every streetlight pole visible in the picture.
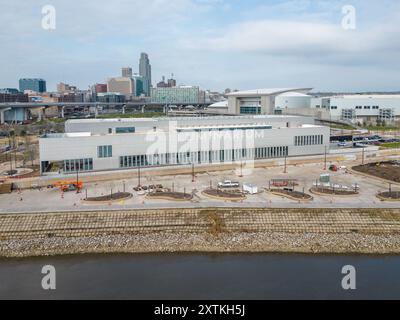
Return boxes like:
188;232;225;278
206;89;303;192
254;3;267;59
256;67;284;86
192;163;195;182
138;165;141;187
362;147;365;165
284;156;287;174
324;146;327;170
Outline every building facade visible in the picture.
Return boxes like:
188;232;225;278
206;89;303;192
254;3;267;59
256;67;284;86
0;92;29;103
39;116;330;175
57;82;78;93
0;88;20;94
310;95;400;124
151;86;201;104
19;78;46;93
139;52;152;96
227;88;312;115
132;75;144;97
107;77;134;97
94;84;107;93
121;67;133;78
96;92;126;103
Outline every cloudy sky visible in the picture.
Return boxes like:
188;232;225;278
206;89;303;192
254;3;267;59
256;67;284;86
1;0;400;92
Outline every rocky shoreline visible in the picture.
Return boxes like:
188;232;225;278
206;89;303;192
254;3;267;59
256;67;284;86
2;231;400;258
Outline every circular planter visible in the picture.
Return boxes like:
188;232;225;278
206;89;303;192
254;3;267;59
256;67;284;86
202;188;246;201
268;189;313;201
310;187;358;197
83;192;132;203
146;192;193;201
377;191;400;202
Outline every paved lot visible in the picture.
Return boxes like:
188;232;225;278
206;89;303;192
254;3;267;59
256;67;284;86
1;156;399;213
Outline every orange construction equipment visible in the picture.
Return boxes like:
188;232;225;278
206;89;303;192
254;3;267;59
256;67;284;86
53;180;83;192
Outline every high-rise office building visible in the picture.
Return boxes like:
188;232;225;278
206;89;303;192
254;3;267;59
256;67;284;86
19;78;46;93
107;77;134;97
132;74;144;97
139;52;152;96
151;86;201;104
122;67;133;78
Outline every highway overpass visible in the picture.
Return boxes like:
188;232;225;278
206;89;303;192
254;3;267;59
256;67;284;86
0;101;213;124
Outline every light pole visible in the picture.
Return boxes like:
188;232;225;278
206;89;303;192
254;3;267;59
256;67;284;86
137;165;141;187
362;147;365;165
284;156;287;174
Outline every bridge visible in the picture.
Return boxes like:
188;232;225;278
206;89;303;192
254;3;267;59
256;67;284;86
0;101;213;124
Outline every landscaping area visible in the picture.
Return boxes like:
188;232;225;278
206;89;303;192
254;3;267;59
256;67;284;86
310;186;359;196
268;188;313;201
96;112;164;119
364;124;399;132
353;161;400;183
377;191;400;201
202;188;246;201
84;192;132;202
146;191;193;201
380;142;400;149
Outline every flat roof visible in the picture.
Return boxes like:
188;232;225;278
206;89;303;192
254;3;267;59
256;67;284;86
324;94;400;99
227;88;312;97
65;115;306;124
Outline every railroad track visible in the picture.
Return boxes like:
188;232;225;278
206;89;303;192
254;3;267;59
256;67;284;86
1;208;400;240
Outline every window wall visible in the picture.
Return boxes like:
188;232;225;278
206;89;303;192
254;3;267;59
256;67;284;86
294;135;324;146
98;145;112;158
119;146;289;169
64;158;93;172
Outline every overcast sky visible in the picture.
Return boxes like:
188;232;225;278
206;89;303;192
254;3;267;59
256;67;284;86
1;0;400;92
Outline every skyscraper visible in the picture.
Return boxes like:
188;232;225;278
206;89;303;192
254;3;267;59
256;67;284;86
19;78;46;93
139;52;151;96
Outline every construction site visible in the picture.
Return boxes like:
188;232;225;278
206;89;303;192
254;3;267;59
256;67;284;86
1;118;400;257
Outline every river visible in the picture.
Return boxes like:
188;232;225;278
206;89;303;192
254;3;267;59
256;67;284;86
1;253;399;299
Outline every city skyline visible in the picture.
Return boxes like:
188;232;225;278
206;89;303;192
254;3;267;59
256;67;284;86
1;0;400;92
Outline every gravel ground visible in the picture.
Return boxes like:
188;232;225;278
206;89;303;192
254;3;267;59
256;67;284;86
2;231;400;257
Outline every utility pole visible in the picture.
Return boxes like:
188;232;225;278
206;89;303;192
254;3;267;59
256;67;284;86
76;170;80;193
9;150;13;172
284;156;287;174
239;161;243;178
192;163;195;182
362;147;365;165
138;165;141;187
14;147;17;169
324;146;327;170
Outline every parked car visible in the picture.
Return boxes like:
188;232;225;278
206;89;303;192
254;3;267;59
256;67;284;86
337;141;347;147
